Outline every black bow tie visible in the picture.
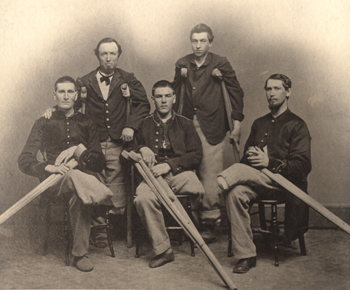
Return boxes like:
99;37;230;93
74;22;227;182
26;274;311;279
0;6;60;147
100;75;111;85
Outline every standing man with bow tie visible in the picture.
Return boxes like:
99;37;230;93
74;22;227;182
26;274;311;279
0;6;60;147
77;38;150;237
44;38;150;247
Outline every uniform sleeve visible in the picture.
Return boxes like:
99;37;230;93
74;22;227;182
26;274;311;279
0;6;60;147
124;73;150;131
216;57;244;122
240;120;257;165
267;121;311;181
18;119;48;178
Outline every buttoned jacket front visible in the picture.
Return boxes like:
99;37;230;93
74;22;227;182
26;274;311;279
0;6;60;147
134;112;203;175
76;68;150;141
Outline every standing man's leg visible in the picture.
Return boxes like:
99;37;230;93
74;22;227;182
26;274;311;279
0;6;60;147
93;137;127;246
193;115;224;243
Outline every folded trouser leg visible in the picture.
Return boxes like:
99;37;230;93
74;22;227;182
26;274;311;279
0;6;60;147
134;181;171;256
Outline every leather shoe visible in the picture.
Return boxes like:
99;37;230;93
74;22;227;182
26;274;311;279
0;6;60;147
233;256;256;274
74;255;93;272
149;250;175;268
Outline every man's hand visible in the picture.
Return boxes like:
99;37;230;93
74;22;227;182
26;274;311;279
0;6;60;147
80;86;87;101
54;146;77;166
45;164;71;175
180;68;188;78
43;107;56;119
247;146;269;168
212;68;223;79
139;147;156;168
230;120;241;151
121;128;134;142
151;163;171;178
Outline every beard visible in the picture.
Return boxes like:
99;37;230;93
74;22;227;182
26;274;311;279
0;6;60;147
268;98;286;111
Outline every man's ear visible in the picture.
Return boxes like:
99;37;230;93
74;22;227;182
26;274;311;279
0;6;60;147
286;88;292;98
74;91;78;101
53;91;57;101
172;94;176;104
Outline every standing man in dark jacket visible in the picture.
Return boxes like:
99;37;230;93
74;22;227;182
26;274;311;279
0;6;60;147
217;74;311;273
44;38;150;246
132;80;204;268
173;24;244;243
76;38;150;215
18;76;113;272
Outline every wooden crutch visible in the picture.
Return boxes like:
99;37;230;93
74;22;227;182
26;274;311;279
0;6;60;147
0;159;78;226
261;169;350;235
177;68;188;115
121;82;134;248
122;150;238;290
220;78;240;164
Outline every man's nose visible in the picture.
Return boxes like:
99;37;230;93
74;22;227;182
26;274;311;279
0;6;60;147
106;53;111;61
196;42;201;49
161;96;166;103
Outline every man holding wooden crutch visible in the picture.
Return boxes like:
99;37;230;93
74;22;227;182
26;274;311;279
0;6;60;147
173;24;244;243
18;76;113;272
126;80;205;268
217;74;311;273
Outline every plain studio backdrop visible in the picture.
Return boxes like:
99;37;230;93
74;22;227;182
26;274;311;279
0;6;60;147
0;0;349;229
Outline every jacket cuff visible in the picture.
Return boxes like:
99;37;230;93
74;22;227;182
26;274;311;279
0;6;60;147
231;110;244;122
165;160;183;175
268;157;285;173
33;162;48;176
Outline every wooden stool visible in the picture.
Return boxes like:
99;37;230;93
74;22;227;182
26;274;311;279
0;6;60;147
227;200;306;266
36;197;115;266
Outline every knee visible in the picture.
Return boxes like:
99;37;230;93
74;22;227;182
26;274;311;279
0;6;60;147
134;187;159;211
227;185;251;208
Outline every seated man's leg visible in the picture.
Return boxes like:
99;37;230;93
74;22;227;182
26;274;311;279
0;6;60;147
134;181;174;268
226;184;258;273
57;170;113;272
166;170;205;226
69;195;94;271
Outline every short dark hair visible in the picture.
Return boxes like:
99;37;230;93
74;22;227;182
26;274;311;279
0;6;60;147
190;23;214;43
264;74;292;91
94;38;122;58
152;80;174;96
54;76;76;91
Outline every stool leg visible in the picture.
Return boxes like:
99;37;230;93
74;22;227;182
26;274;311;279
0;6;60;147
64;204;70;266
185;197;195;257
126;165;135;248
271;203;279;267
227;221;233;257
299;234;307;256
105;210;115;258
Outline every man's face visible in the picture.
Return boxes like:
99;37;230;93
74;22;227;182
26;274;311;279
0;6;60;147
265;79;291;110
153;87;176;116
191;32;212;58
54;82;77;111
98;42;119;74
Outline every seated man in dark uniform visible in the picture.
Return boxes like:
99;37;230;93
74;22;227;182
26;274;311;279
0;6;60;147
131;80;205;268
18;76;113;272
217;74;311;273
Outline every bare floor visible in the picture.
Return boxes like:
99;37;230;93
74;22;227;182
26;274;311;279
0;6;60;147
0;225;349;290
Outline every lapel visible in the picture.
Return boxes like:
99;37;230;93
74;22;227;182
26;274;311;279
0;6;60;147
108;69;123;99
88;68;103;99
